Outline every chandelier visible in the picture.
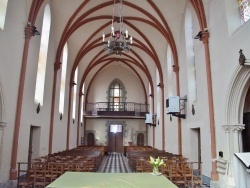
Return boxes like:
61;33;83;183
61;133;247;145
102;0;133;56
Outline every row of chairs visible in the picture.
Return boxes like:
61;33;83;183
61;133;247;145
17;146;105;188
135;157;202;187
126;146;203;187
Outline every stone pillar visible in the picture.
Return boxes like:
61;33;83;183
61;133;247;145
10;25;34;180
49;62;61;154
232;124;244;153
200;31;219;181
221;124;245;187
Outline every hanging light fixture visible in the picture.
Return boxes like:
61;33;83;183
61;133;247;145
102;0;133;56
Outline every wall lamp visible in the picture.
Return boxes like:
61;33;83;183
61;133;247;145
72;82;77;86
194;28;208;40
32;26;41;35
27;22;40;36
157;83;163;88
194;31;202;39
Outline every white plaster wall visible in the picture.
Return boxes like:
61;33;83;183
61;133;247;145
86;119;146;146
87;63;146;104
0;0;249;186
0;0;29;182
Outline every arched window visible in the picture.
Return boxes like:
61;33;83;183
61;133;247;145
59;43;68;114
108;79;126;111
185;7;197;105
238;0;250;24
72;67;78;120
0;0;8;30
34;5;51;105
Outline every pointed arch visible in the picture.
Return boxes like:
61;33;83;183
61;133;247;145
226;66;250;124
107;78;127;111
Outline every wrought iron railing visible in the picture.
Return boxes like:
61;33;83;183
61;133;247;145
83;102;148;116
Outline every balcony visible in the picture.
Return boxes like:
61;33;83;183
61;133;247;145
83;102;148;119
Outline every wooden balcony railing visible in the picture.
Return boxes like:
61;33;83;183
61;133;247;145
83;102;148;117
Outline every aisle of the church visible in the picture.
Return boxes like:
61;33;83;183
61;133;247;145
97;153;132;173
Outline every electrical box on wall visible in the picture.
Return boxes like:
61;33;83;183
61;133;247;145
145;114;152;124
166;96;180;114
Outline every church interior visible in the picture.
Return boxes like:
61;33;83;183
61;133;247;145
0;0;250;187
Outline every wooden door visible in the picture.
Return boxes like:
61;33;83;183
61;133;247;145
137;133;144;146
87;133;95;146
243;112;250;152
108;125;123;153
28;126;34;167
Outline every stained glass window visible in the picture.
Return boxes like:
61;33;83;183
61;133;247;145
238;0;250;24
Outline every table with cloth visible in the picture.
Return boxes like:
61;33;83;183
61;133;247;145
46;172;177;188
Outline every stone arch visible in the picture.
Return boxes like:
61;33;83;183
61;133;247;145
226;66;250;124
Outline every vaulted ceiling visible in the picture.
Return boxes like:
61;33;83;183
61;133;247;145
30;0;207;93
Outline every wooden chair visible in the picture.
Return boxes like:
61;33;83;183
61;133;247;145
190;162;203;187
17;162;33;188
33;162;50;188
135;158;146;172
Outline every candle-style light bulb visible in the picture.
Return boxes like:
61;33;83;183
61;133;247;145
111;26;115;36
130;36;133;44
102;32;105;42
125;29;128;38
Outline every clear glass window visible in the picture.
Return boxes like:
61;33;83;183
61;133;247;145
0;0;8;29
34;5;51;105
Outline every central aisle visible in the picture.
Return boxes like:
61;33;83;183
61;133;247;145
97;152;132;173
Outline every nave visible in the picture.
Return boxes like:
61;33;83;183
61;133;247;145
17;146;210;188
97;153;132;173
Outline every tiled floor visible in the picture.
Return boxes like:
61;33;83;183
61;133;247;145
97;152;132;173
97;153;209;187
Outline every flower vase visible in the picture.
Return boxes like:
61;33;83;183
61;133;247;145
152;166;159;175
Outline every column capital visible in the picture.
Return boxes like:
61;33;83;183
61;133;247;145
232;124;245;133
200;31;210;44
0;121;6;129
222;125;232;133
222;124;245;133
54;62;61;71
24;26;34;39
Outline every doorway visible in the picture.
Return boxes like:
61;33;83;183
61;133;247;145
190;128;201;164
242;112;250;152
87;132;95;146
28;126;41;164
108;124;123;153
137;133;144;146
